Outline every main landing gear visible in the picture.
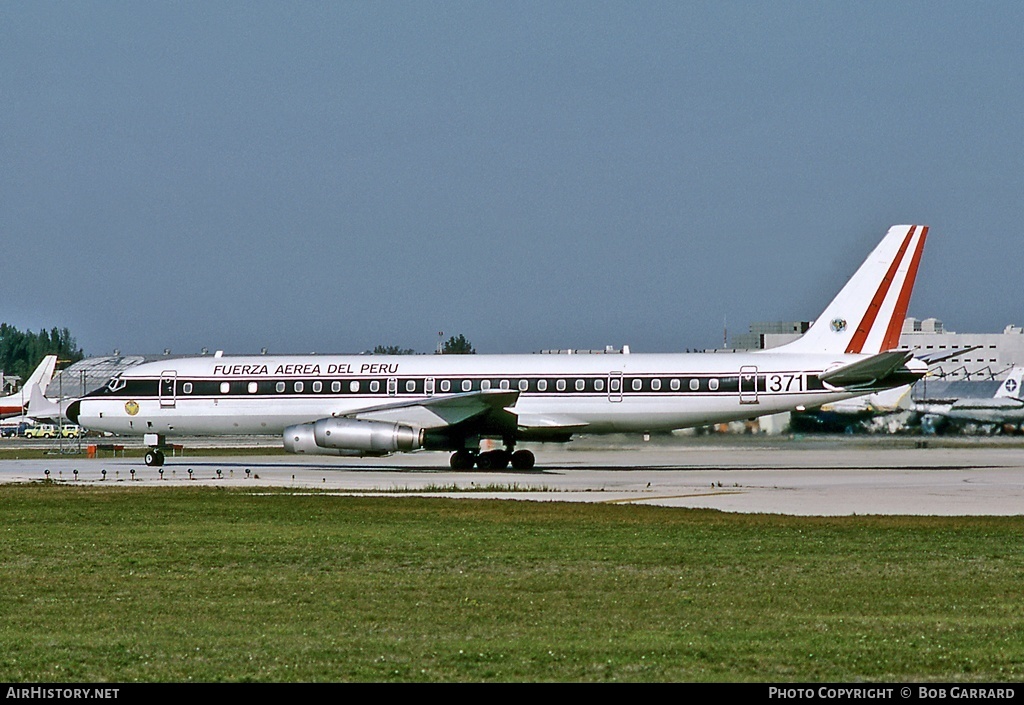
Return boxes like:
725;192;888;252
449;447;535;470
144;449;165;467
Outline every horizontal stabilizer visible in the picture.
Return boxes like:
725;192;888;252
914;345;981;366
819;350;915;388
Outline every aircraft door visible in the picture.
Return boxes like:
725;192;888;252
387;378;397;396
739;366;758;404
159;371;177;408
608;371;623;402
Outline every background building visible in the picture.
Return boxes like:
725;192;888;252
731;317;1023;380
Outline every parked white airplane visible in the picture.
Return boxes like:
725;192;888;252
0;355;58;418
788;348;983;433
68;224;930;468
914;367;1024;432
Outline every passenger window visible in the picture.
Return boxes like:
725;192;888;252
651;379;661;391
349;381;359;392
183;383;193;394
294;381;304;393
689;379;699;391
247;382;258;394
370;380;380;392
538;380;548;391
594;379;604;391
518;379;528;392
441;380;451;392
312;381;322;393
709;379;720;391
556;380;566;391
500;380;510;390
332;381;341;393
406;380;416;392
670;379;680;391
481;380;491;391
632;379;642;391
276;381;286;393
220;382;230;394
575;379;585;391
462;380;472;392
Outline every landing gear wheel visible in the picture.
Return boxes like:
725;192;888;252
510;449;535;470
144;450;165;467
450;450;476;470
477;450;511;470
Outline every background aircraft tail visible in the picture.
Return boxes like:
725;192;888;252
23;355;58;396
775;225;928;356
995;367;1023;399
27;383;63;420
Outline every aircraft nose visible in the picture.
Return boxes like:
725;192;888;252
65;400;81;424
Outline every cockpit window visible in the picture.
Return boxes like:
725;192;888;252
106;376;127;393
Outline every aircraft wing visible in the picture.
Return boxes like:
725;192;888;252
344;389;520;429
515;413;589;432
819;350;915;388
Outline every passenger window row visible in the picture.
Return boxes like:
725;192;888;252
173;376;734;395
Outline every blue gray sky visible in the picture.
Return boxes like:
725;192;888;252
2;1;1021;356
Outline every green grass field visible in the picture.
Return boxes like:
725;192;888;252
1;484;1022;682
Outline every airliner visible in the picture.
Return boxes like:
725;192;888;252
68;224;930;469
0;355;58;418
914;366;1024;433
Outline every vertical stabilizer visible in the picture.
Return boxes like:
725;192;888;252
775;225;928;355
27;383;63;420
23;355;58;396
995;367;1023;399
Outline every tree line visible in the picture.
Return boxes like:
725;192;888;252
0;323;84;383
373;334;476;355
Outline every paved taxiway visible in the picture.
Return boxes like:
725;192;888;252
2;437;1023;515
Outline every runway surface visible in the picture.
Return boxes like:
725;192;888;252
2;436;1023;516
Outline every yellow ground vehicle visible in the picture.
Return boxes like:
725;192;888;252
24;424;58;439
60;424;85;438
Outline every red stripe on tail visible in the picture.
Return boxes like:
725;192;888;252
880;225;928;351
845;225;917;354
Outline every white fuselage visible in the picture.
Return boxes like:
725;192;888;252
71;350;922;439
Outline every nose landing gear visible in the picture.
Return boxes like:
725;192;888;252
143;433;167;467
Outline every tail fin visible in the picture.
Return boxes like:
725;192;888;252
775;225;928;355
995;367;1023;399
23;355;58;395
27;383;63;420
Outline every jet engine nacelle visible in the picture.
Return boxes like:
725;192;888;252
282;423;368;456
283;418;422;456
309;417;422;453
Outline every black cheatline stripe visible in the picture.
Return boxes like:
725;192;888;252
107;372;829;398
